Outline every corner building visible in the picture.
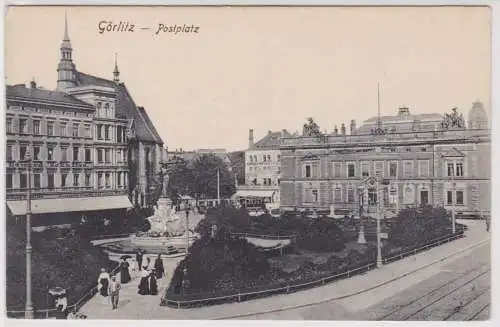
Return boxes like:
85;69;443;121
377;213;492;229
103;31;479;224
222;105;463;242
279;104;490;217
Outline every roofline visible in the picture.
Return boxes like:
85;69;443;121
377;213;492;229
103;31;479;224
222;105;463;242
6;95;95;111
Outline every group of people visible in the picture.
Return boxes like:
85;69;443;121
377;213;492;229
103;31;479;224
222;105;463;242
136;250;165;296
97;269;122;310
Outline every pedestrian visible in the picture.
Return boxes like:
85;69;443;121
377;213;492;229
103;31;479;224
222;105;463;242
154;254;165;279
54;304;67;319
135;249;143;271
108;275;121;309
97;268;111;297
119;258;131;284
149;269;158;295
138;267;150;295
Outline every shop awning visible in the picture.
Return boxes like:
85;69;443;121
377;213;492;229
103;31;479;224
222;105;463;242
234;189;276;198
7;195;133;216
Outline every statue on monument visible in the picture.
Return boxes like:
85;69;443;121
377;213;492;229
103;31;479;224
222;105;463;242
160;166;170;198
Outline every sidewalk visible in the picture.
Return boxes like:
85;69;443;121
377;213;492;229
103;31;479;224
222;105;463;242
80;219;489;319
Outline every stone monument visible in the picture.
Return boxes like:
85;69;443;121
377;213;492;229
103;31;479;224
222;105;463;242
357;224;367;244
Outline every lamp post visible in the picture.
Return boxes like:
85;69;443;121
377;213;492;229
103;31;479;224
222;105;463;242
451;172;456;235
23;151;34;319
376;179;383;268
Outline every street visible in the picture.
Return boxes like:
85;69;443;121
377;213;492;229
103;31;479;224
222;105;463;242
236;242;490;321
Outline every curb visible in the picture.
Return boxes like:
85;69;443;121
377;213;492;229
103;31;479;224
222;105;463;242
212;238;489;320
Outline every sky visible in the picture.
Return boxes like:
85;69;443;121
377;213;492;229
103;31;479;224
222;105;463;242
5;6;491;151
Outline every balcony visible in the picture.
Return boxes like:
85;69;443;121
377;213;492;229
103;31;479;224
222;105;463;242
6;186;127;201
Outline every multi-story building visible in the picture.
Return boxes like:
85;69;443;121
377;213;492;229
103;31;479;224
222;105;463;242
279;104;490;217
234;129;292;207
5;16;164;225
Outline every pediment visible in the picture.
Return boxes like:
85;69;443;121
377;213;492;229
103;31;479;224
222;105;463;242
441;147;465;158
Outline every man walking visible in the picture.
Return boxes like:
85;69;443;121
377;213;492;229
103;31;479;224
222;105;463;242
108;276;121;310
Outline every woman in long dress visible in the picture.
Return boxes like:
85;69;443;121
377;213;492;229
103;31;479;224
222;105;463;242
149;269;158;295
137;267;150;295
154;254;165;279
97;268;111;297
120;258;131;284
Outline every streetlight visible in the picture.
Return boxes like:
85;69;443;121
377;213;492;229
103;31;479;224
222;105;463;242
451;169;456;234
22;150;34;318
376;179;383;269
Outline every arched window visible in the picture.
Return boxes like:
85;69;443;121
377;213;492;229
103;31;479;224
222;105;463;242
104;103;110;117
404;185;415;204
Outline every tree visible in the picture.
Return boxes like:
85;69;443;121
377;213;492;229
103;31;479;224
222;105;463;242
164;157;195;201
228;151;246;185
191;154;236;200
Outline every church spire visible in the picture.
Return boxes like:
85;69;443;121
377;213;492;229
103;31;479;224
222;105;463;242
113;53;120;83
57;11;77;90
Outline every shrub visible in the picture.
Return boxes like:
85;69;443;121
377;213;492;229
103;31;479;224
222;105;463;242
6;221;114;311
389;205;457;247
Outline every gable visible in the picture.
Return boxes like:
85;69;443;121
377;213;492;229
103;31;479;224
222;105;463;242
441;147;466;158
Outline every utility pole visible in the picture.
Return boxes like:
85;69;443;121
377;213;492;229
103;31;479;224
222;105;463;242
217;168;220;205
24;151;34;319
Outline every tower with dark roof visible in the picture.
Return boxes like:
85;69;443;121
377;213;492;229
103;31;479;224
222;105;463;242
57;12;77;90
113;53;120;83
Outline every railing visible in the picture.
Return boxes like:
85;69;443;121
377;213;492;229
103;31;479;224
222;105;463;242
163;231;465;308
6;263;121;319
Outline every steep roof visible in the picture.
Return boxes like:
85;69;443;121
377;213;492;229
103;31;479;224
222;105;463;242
74;71;163;144
6;84;94;110
363;113;443;123
251;130;292;150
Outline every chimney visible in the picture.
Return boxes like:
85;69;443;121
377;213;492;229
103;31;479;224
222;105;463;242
30;80;37;89
268;130;272;135
350;120;356;135
341;123;346;136
333;125;338;136
249;129;254;148
281;129;287;137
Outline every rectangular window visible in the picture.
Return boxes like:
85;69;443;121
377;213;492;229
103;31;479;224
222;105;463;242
33;120;41;135
73;147;79;161
60;122;67;137
447;190;453;205
312;189;319;203
20;146;27;161
389;162;398;177
20;173;27;188
333;162;342;178
98;173;103;188
419;160;429;177
456;162;464;177
374;161;384;177
61;148;67;162
6;174;13;189
105;149;111;163
97;149;103;163
347;163;355;178
97;125;102;139
47;121;54;136
47;173;54;189
6;145;13;161
73;174;79;187
33;146;40;160
72;123;79;137
85;125;91;138
61;173;67;187
85;148;91;162
403;161;413;178
85;173;91;186
361;162;370;177
305;165;311;178
456;191;464;205
117;172;122;186
6;118;12;133
347;188;355;203
117;150;122;162
33;174;40;188
47;147;54;160
105;125;110;140
277;154;281;162
19;119;27;134
105;173;110;187
447;162;454;177
334;187;342;203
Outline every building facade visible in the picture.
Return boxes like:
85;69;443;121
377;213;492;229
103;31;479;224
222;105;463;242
5;16;164;225
234;129;292;207
279;104;490;217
